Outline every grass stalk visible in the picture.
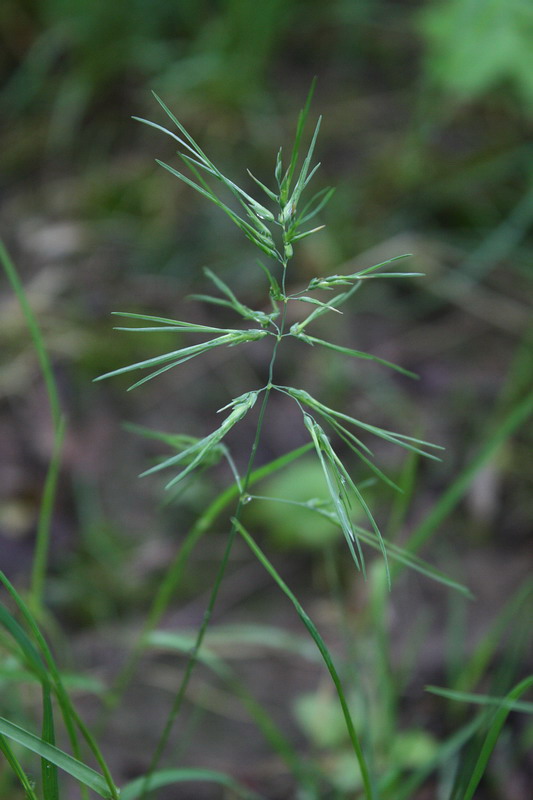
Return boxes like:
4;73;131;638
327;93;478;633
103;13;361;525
0;238;66;614
233;519;375;800
138;302;289;798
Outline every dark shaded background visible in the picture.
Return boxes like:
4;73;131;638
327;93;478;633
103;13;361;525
1;1;532;798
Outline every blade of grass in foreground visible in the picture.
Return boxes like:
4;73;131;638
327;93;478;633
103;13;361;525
0;735;40;800
0;601;59;798
41;686;59;800
233;519;375;800
0;571;118;800
0;718;115;799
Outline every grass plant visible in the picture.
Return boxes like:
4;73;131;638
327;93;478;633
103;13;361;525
1;88;531;799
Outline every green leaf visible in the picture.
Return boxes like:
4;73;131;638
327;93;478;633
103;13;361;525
202;267;274;325
308;254;416;290
132;116;204;163
95;330;268;387
287;116;322;212
0;718;116;799
256;260;284;302
149;623;319;663
292;296;343;313
141;391;259;489
150;92;212;166
246;169;279;202
295;186;336;228
285;387;443;460
302;414;365;573
281;77;317;203
111;311;236;332
155;158;279;259
290;282;362;333
289;224;325;243
294;332;418;378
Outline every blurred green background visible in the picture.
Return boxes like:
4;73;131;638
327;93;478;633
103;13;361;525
1;1;532;798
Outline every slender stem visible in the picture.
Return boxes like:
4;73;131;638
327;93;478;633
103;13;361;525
102;445;313;717
234;520;375;800
1;239;67;615
30;418;66;611
139;279;291;799
0;239;62;430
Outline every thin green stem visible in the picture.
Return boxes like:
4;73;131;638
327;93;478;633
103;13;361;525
0;239;67;616
139;280;291;799
30;418;66;612
102;444;313;715
234;520;375;800
0;239;62;429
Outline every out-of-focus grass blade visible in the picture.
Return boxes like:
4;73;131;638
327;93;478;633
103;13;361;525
146;630;313;786
396;390;533;568
121;767;264;800
0;718;116;799
453;579;532;693
389;713;489;800
31;416;66;611
0;238;61;429
105;442;315;710
150;624;319;662
426;686;533;714
461;675;533;800
0;239;66;613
